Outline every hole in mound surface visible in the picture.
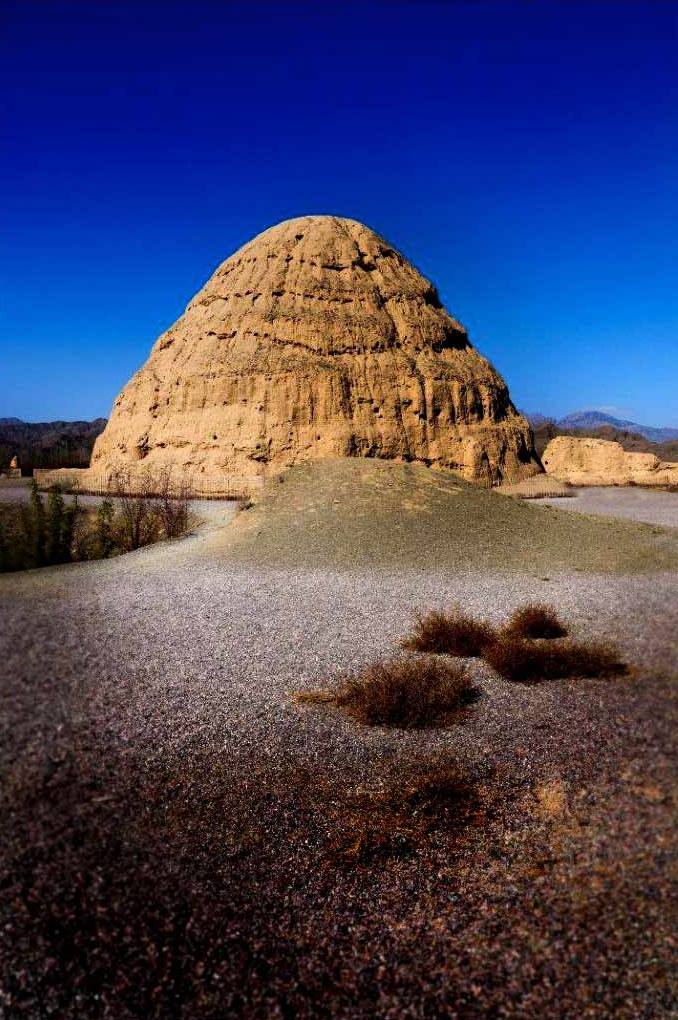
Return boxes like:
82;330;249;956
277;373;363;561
423;285;443;309
352;252;376;272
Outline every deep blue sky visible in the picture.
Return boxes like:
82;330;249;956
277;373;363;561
2;0;677;425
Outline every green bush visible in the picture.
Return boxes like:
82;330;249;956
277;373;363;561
0;473;192;573
96;499;115;558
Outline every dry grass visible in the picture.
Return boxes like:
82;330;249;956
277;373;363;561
496;475;574;499
296;655;478;728
398;602;624;687
484;635;626;684
400;761;478;820
402;608;496;657
503;602;568;639
327;758;483;864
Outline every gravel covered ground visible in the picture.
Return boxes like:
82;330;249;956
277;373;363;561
537;485;678;527
1;463;677;1018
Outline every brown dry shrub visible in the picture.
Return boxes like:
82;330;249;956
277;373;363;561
329;809;416;864
400;761;479;821
327;758;482;864
402;608;496;657
296;655;478;728
484;635;625;684
504;602;567;640
335;656;479;728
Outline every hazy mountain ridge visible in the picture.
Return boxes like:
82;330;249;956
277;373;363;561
0;418;107;472
555;411;678;444
526;411;678;462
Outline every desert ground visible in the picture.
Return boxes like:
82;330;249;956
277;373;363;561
536;484;678;527
1;460;676;1018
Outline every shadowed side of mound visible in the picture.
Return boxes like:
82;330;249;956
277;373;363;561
216;459;678;574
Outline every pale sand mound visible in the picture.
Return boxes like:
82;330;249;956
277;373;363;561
86;215;540;494
543;436;678;488
218;459;677;574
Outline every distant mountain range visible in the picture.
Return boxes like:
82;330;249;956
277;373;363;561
0;417;107;472
2;409;677;473
550;411;678;444
525;410;678;462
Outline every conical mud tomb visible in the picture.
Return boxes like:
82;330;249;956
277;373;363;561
90;216;540;493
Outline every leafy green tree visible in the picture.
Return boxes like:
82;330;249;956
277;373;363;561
46;485;66;564
60;497;79;562
96;499;115;557
28;479;46;566
59;489;79;563
18;505;34;567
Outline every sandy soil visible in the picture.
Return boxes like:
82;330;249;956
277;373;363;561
1;461;676;1018
537;486;678;527
222;460;677;574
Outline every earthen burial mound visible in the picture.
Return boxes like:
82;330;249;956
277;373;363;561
88;216;540;494
543;436;678;488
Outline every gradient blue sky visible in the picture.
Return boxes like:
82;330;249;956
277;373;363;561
1;0;676;425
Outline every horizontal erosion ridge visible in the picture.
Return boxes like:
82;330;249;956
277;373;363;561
197;290;359;307
159;328;469;358
200;329;469;358
215;246;400;279
195;285;435;308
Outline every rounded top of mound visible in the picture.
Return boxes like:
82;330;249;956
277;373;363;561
227;214;402;278
246;213;387;243
179;214;470;357
235;214;396;256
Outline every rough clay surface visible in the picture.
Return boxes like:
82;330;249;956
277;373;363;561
543;435;678;487
88;216;540;492
1;481;676;1019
